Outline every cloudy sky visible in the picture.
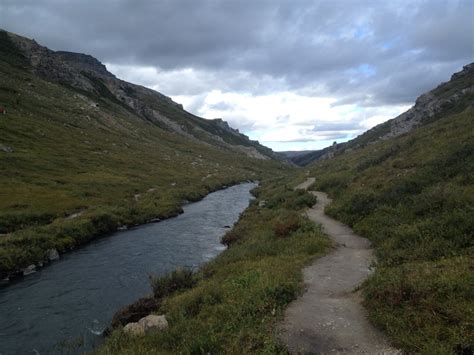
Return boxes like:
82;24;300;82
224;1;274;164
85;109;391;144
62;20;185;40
1;0;473;151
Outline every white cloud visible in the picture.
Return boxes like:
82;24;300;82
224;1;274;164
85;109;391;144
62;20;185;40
107;62;410;151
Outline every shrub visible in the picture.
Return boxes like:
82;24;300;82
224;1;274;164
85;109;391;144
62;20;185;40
150;268;196;299
273;211;301;238
221;230;240;246
109;297;160;329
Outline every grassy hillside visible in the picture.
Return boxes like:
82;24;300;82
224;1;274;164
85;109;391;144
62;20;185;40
0;33;287;278
100;176;331;353
308;106;473;353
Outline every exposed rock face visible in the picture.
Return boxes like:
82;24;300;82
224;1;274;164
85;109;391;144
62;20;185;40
4;30;280;161
211;118;242;136
55;51;113;78
380;63;474;141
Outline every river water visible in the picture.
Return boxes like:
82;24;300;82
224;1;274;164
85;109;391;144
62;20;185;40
0;183;256;354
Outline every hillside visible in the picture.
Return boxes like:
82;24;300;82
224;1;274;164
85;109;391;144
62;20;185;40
0;30;287;279
307;76;473;352
294;63;474;166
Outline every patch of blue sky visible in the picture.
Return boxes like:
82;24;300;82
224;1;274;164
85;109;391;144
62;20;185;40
357;64;376;77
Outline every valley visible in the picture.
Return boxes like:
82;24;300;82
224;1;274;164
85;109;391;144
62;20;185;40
0;27;472;355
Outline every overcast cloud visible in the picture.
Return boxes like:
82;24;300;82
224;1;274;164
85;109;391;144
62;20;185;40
1;0;473;150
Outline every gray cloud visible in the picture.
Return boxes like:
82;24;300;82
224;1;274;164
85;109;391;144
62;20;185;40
0;0;472;149
312;121;361;132
208;101;235;111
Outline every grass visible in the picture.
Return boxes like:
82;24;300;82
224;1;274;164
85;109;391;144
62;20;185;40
99;177;331;354
0;37;289;277
309;106;474;353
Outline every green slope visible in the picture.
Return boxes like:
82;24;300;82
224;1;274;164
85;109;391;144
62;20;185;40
0;31;287;278
308;106;473;353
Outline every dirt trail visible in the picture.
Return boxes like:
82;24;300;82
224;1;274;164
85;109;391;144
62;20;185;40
279;178;398;354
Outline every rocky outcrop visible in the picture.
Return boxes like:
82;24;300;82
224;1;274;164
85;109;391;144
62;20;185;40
380;63;474;140
211;118;242;137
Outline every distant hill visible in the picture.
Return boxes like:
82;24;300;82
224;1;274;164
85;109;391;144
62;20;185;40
295;63;474;166
0;29;286;278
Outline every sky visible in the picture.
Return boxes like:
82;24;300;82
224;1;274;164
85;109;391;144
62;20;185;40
1;0;473;151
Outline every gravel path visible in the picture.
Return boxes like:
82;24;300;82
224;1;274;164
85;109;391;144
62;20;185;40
278;178;399;354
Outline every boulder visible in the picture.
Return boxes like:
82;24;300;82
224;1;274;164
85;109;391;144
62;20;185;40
123;322;145;336
46;248;60;261
123;315;168;337
138;315;168;333
23;264;36;276
110;297;160;329
0;144;13;153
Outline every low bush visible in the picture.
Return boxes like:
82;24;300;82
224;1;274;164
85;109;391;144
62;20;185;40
150;268;196;299
109;297;160;329
273;211;302;238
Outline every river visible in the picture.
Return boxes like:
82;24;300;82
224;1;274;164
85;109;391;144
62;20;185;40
0;182;256;354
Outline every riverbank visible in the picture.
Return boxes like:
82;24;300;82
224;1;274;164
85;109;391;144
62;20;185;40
99;175;332;353
0;178;261;284
0;183;258;354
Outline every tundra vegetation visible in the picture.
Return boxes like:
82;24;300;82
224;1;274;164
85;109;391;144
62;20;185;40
0;31;286;278
100;177;331;353
308;106;473;354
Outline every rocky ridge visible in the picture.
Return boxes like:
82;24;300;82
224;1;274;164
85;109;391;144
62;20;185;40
5;30;278;160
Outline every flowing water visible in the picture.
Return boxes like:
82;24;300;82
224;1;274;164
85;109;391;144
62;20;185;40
0;183;256;354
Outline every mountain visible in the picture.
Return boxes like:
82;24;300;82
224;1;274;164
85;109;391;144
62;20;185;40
4;30;279;160
307;65;473;353
0;30;287;278
294;63;474;166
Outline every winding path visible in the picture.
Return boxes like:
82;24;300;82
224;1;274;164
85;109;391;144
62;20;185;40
279;178;399;354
